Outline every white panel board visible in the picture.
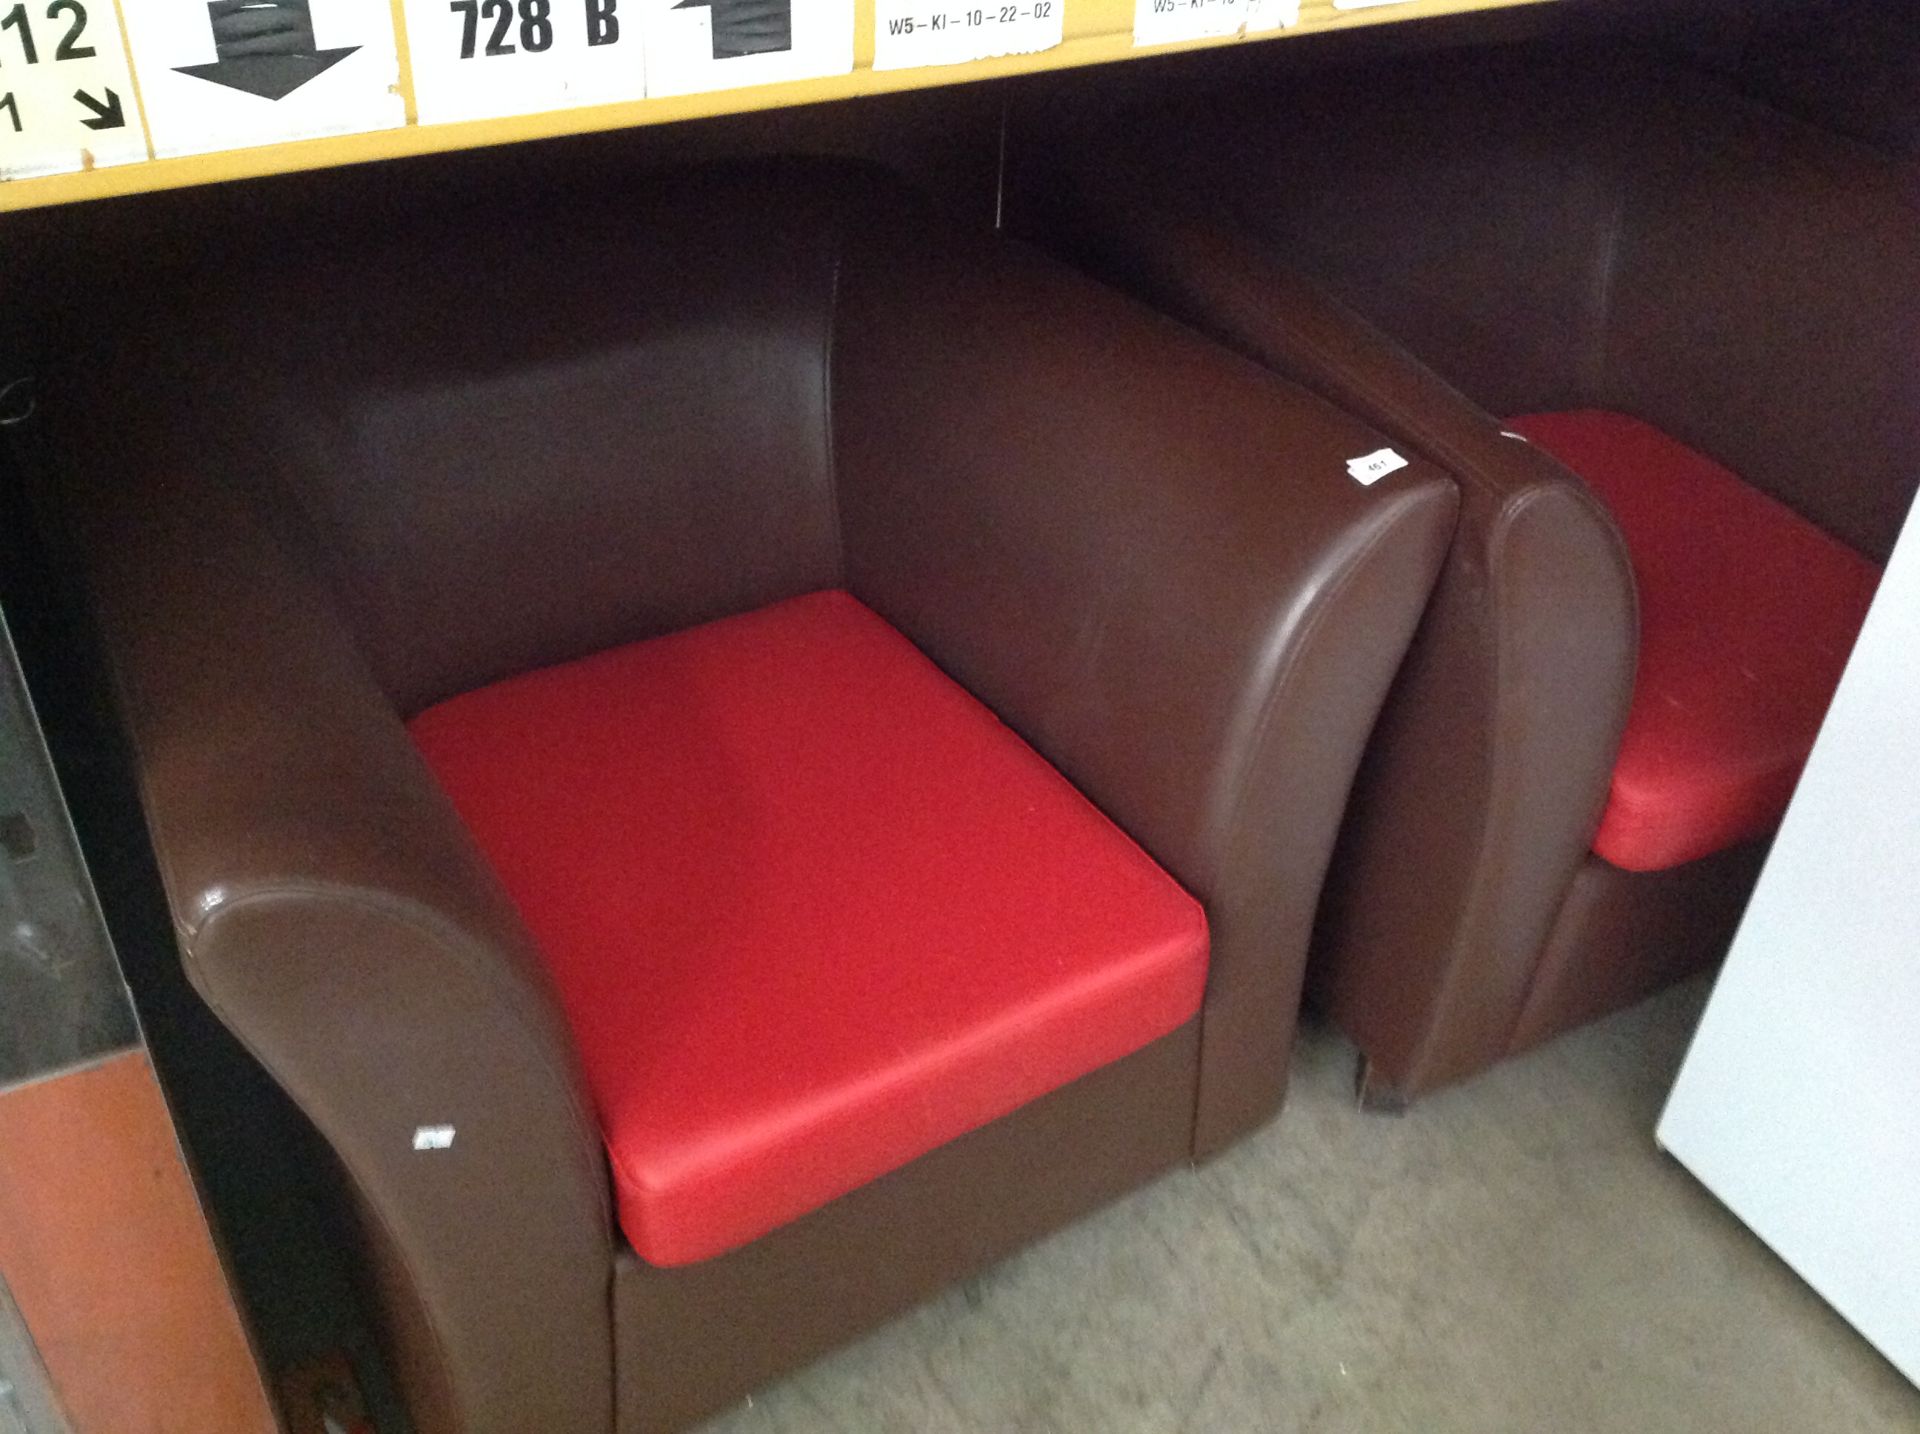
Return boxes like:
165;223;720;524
1660;493;1920;1390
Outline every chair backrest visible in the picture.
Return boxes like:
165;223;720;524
1172;43;1920;562
1729;0;1920;160
165;166;856;717
1598;65;1920;563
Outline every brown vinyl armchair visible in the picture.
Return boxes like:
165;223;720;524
1015;40;1915;1104
44;164;1455;1432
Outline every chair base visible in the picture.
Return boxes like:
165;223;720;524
1507;841;1770;1058
611;1022;1201;1434
1342;841;1771;1109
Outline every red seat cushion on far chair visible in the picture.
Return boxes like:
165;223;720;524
1509;411;1882;872
409;590;1208;1267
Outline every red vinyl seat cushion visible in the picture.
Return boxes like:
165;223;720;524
1509;410;1881;872
409;589;1208;1267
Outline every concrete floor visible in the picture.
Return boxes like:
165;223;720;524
701;981;1920;1433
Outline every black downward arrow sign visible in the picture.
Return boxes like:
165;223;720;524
75;88;125;130
175;0;358;101
671;0;792;59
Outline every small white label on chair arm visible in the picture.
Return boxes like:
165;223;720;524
1346;448;1409;485
412;1125;457;1151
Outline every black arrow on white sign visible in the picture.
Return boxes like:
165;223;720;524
175;0;359;101
671;0;792;59
75;88;126;130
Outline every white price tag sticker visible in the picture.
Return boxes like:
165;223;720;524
1345;447;1409;486
1133;0;1295;47
638;0;851;99
0;0;148;179
404;0;645;124
118;0;404;159
872;0;1062;71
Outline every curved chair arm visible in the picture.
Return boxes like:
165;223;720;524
56;402;616;1434
1019;168;1640;1097
829;199;1459;1152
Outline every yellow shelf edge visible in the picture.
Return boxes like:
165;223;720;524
1;0;1552;214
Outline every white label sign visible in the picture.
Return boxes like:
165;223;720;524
0;0;148;179
1133;0;1295;47
872;0;1062;71
119;0;404;159
404;0;645;124
1345;447;1409;486
639;0;850;99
